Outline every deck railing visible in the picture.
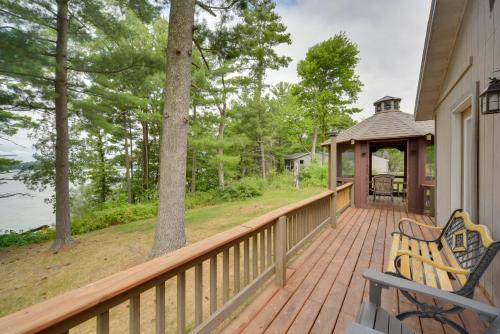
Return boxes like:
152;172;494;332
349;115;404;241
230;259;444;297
0;183;353;334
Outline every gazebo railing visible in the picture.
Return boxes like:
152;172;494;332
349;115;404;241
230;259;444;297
0;183;353;334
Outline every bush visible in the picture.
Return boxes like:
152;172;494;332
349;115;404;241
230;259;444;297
72;202;158;234
300;163;328;188
185;191;219;209
0;228;54;247
221;177;264;200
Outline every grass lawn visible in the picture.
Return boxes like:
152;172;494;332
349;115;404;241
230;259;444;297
0;186;324;323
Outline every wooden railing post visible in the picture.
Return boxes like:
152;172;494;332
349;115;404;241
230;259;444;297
350;183;355;208
329;130;338;228
275;216;287;287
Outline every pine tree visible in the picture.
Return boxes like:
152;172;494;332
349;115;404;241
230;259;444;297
234;0;291;178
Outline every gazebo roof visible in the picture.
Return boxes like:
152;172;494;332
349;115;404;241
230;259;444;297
321;109;434;145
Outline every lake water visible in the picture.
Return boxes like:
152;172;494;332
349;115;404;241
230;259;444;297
0;172;55;233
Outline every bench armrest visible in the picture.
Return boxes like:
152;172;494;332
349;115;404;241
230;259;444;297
399;218;443;232
362;269;500;321
396;250;469;275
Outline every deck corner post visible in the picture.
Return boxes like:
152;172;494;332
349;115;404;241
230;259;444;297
328;130;338;227
275;216;287;287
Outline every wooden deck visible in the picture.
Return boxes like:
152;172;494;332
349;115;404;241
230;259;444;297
223;206;490;334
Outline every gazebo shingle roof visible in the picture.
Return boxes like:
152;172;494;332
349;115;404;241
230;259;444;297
321;110;434;145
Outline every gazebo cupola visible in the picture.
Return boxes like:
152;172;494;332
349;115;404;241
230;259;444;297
374;96;401;113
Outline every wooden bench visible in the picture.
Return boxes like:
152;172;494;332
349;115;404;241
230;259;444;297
385;209;500;333
347;270;500;334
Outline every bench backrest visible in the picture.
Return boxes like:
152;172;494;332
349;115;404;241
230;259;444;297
440;210;500;291
373;174;394;195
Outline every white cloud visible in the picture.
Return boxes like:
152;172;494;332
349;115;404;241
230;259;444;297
268;0;432;121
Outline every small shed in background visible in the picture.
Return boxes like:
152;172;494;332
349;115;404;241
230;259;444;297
284;152;328;170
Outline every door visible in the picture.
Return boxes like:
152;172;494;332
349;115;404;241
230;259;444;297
461;108;472;212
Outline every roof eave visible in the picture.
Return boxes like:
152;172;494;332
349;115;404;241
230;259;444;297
414;0;468;121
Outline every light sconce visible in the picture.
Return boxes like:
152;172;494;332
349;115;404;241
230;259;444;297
480;75;500;114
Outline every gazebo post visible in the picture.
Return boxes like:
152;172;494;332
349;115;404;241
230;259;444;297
328;131;337;228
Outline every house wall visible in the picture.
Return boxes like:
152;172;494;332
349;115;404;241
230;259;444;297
433;0;500;304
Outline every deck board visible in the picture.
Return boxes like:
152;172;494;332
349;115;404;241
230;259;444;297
224;206;489;334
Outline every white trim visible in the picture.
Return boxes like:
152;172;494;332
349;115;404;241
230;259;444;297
452;95;473;114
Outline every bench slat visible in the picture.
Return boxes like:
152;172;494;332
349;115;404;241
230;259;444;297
400;237;410;279
418;241;437;288
428;243;453;291
387;234;400;272
410;240;423;284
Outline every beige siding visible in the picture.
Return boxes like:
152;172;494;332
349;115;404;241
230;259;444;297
433;0;500;304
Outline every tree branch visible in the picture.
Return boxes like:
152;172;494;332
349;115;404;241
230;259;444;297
193;38;210;70
0;8;57;31
0;69;54;82
0;193;33;199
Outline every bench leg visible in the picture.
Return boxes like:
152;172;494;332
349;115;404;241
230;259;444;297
398;289;468;334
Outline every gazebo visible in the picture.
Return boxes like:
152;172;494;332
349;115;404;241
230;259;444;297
322;96;435;214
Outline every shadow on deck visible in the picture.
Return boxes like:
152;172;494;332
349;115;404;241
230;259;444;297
223;206;489;334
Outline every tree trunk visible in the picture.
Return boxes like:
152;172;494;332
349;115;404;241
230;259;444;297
129;119;134;203
311;127;318;162
190;105;197;193
151;0;195;257
260;139;266;179
217;107;225;190
125;136;132;204
97;131;106;203
141;121;149;193
51;0;74;252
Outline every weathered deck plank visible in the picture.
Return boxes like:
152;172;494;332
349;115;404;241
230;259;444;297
224;206;489;334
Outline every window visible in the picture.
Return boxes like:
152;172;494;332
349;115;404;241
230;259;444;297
300;160;304;164
384;102;391;110
341;149;354;177
394;101;399;110
376;103;382;112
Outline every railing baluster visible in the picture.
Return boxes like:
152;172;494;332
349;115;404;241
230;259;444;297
259;231;265;273
266;226;272;267
155;283;165;334
234;242;240;293
177;272;186;334
195;262;203;326
210;255;217;314
244;239;250;286
275;216;287;287
223;249;230;303
129;295;140;334
252;233;258;279
97;310;109;334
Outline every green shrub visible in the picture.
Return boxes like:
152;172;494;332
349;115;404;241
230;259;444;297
300;163;328;187
221;177;264;200
72;202;158;234
185;191;219;209
0;228;54;247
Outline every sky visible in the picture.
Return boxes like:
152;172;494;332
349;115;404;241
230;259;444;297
1;0;432;162
269;0;432;120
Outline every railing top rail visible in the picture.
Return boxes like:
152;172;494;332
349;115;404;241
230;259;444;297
0;185;353;333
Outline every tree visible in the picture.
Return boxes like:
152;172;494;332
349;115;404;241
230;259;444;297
150;0;197;257
0;0;158;251
234;0;291;179
295;33;362;161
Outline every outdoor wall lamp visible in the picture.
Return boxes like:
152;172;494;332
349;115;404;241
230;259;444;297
480;74;500;114
350;139;355;145
426;134;432;141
